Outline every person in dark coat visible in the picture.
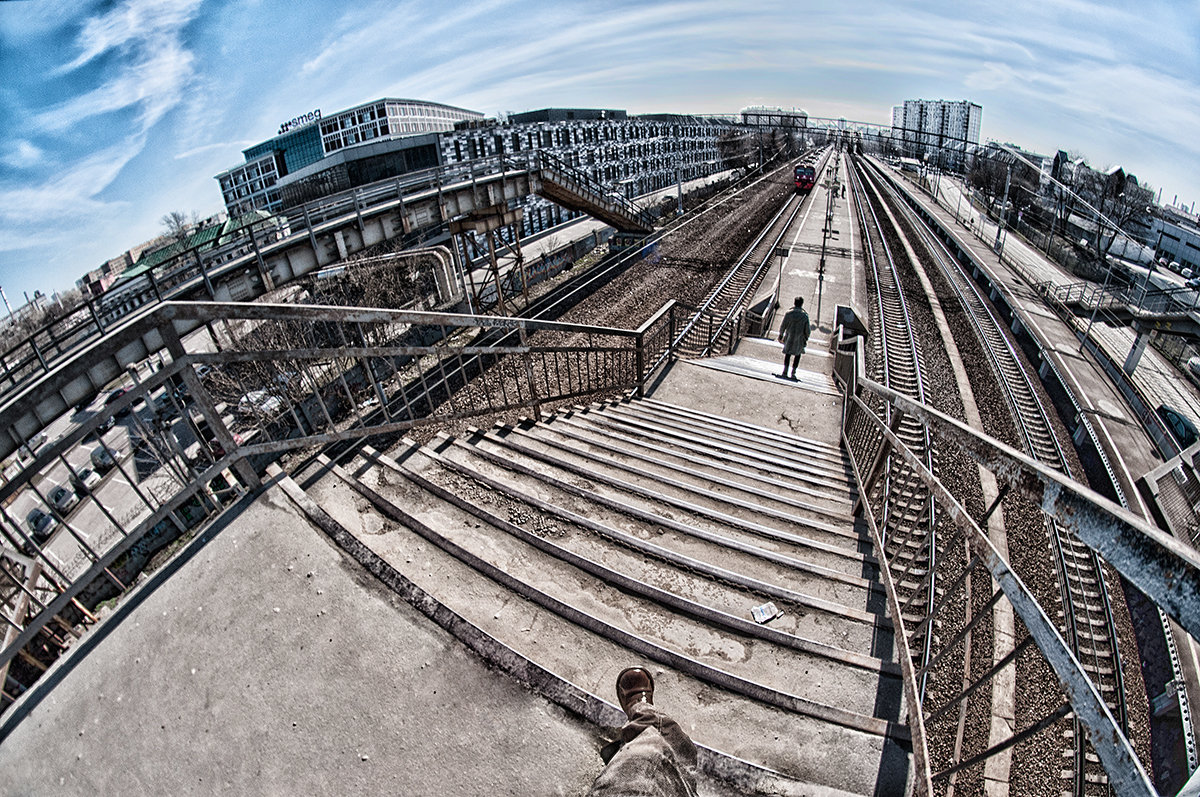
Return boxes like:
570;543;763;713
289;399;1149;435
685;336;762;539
778;296;811;380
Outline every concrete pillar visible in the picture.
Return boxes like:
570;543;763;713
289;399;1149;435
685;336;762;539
334;230;349;261
1123;327;1153;375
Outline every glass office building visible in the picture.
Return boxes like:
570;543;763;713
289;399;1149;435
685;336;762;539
216;98;482;215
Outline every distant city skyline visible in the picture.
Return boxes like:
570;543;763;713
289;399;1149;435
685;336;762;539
1;0;1197;304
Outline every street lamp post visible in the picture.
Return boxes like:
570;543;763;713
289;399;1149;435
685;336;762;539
994;165;1011;254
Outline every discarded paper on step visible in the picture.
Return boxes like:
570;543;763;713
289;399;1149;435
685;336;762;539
750;601;782;624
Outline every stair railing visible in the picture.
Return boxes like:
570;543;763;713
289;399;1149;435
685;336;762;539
0;298;676;714
834;324;1197;797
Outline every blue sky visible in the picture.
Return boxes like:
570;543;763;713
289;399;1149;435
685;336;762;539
1;0;1197;305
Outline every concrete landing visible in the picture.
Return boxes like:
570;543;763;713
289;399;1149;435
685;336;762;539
649;340;844;447
0;483;622;796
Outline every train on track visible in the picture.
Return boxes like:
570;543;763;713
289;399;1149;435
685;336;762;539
793;164;817;193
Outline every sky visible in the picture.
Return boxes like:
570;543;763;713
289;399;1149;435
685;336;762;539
0;0;1198;305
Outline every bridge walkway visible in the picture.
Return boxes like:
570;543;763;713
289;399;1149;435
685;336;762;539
0;329;907;795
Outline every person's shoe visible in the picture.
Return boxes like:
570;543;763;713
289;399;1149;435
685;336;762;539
616;667;654;717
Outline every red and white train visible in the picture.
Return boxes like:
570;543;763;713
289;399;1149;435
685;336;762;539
794;164;816;193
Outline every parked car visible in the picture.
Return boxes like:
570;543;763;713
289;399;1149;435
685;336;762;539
25;508;56;545
153;391;181;419
17;432;48;463
105;388;132;417
1187;277;1200;290
1156;404;1199;450
90;445;117;472
70;467;102;495
238;390;283;418
47;483;79;514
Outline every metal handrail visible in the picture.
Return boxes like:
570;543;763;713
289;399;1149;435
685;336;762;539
834;327;1178;796
0;299;676;708
0;148;660;399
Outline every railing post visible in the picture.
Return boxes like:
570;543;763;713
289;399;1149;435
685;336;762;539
29;336;48;372
302;204;319;258
668;305;676;361
635;330;645;398
161;321;260;490
518;324;541;420
147;267;163;302
84;296;106;335
196;250;216;299
249;223;274;291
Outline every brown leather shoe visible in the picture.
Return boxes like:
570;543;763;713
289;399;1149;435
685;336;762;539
616;667;654;717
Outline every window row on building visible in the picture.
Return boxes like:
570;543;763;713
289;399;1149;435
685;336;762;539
215;98;484;215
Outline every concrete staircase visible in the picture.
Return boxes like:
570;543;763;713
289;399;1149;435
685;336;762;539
290;397;910;795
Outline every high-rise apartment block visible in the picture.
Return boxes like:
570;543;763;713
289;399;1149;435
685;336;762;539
891;99;982;167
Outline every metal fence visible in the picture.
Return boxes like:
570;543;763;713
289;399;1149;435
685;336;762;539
834;325;1200;796
0;299;677;713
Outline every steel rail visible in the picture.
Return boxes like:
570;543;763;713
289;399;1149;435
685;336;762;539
848;157;941;704
676;146;834;356
864;156;1132;796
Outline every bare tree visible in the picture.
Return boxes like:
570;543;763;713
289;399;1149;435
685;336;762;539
160;210;199;243
1074;168;1153;267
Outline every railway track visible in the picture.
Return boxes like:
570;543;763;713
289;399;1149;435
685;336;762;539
285;153;810;472
856;154;1129;797
846;153;940;701
670;147;833;359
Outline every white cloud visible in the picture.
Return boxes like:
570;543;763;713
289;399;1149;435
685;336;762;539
174;141;257;160
0;137;142;229
964;62;1019;91
299;0;515;77
1;140;45;169
57;0;202;74
37;38;195;132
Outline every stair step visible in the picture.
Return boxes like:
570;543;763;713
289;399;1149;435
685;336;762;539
359;448;900;700
573;403;854;496
438;432;884;610
596;401;855;488
300;451;906;793
502;421;872;560
538;413;859;529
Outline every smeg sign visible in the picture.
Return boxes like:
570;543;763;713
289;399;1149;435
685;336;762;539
278;109;322;136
